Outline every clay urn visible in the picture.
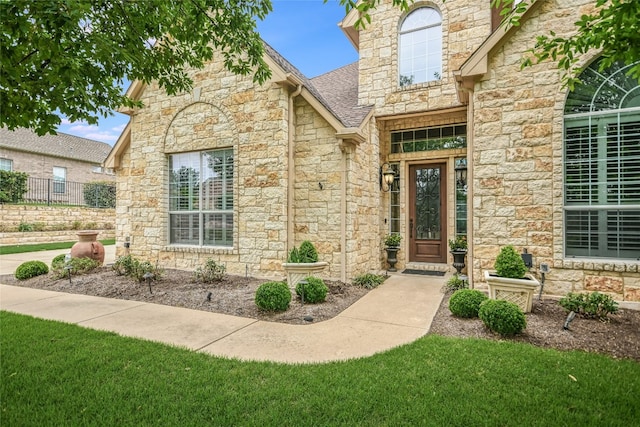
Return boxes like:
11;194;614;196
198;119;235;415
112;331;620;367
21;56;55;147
70;231;105;265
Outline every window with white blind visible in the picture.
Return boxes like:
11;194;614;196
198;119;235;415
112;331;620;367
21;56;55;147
169;149;234;247
0;158;12;171
564;58;640;259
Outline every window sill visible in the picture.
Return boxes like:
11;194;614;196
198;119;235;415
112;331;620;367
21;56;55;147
557;258;639;273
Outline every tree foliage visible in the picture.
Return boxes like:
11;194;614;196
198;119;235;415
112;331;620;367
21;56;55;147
493;0;640;88
0;0;273;135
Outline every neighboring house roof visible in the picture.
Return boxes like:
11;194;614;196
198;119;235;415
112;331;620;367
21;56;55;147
0;127;111;164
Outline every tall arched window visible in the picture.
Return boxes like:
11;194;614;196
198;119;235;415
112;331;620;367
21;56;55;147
564;58;640;259
399;7;442;86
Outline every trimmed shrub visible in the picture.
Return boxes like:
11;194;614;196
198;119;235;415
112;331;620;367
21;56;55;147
0;170;28;203
194;259;226;283
353;273;386;289
494;245;527;279
255;281;291;312
478;299;527;337
83;181;116;208
296;277;328;303
52;257;100;278
448;289;488;318
287;241;319;263
51;254;67;270
559;292;619;320
15;261;49;280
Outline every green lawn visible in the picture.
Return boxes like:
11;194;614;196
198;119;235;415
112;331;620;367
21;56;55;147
0;239;115;255
1;311;638;426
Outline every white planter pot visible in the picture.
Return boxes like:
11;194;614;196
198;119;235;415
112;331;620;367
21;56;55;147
484;270;540;313
282;262;329;288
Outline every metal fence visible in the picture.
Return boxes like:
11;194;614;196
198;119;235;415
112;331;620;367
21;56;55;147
21;177;116;208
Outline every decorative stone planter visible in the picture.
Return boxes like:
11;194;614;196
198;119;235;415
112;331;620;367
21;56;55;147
282;262;329;288
70;231;105;265
484;270;540;313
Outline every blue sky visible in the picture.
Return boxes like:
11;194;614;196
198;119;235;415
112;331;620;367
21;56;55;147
57;0;358;146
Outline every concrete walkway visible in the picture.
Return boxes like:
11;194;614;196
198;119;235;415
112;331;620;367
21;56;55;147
0;248;445;363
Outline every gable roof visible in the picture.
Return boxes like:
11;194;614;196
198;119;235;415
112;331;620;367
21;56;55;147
0;127;112;164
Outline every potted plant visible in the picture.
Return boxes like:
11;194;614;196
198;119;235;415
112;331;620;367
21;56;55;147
448;235;467;274
282;240;328;288
484;245;540;313
383;233;402;272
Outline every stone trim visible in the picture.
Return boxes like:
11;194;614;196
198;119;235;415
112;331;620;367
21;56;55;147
556;260;639;274
163;245;238;256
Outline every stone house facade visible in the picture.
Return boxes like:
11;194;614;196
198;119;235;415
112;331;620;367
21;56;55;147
106;0;639;301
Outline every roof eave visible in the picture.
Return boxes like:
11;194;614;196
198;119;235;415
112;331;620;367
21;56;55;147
104;122;131;169
338;9;360;52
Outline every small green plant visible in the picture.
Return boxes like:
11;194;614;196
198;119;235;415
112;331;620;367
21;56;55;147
17;222;34;232
194;259;226;283
448;289;488;318
71;221;83;230
384;233;402;247
287;241;319;263
14;260;49;280
444;274;468;292
478;299;527;337
353;273;386;289
255;281;291;312
52;256;100;278
51;254;67;269
494;245;528;279
112;255;163;282
448;235;467;251
295;277;328;303
559;292;619;320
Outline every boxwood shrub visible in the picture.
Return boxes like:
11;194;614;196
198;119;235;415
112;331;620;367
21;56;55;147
14;260;49;280
478;299;527;337
255;281;291;312
295;277;328;303
448;289;488;318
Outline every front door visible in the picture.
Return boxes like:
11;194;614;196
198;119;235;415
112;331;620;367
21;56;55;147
409;163;447;263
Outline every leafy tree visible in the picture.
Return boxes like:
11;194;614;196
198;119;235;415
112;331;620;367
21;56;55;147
1;0;411;136
493;0;640;88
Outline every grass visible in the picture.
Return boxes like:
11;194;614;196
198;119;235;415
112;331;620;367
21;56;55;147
0;239;115;255
1;311;638;426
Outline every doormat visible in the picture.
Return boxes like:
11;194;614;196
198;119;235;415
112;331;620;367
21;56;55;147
401;269;445;276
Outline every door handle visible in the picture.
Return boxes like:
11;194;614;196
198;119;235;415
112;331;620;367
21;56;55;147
409;219;413;239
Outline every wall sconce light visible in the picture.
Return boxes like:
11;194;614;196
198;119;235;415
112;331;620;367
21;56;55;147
380;163;397;192
455;160;467;188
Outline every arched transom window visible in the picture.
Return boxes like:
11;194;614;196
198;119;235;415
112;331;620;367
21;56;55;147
399;7;442;87
564;58;640;259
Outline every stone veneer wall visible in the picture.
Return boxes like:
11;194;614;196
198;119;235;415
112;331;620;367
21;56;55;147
358;0;490;113
471;0;640;301
0;204;115;232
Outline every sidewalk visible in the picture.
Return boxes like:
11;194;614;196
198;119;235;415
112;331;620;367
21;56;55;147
0;245;117;275
0;272;445;364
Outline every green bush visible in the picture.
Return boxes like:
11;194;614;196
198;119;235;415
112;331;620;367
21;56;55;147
0;170;28;203
112;255;163;282
52;256;100;278
295;277;328;303
448;289;488;318
255;281;291;312
559;292;619;320
444;274;468;292
83;181;116;208
14;261;49;280
494;245;528;279
287;241;319;263
17;222;34;232
194;259;226;283
353;273;386;289
478;299;527;337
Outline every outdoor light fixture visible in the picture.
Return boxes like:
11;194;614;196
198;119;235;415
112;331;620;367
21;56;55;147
380;163;397;192
455;160;467;188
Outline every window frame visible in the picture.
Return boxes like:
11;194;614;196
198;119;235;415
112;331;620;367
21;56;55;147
52;166;66;194
0;158;13;171
168;148;235;248
398;7;442;87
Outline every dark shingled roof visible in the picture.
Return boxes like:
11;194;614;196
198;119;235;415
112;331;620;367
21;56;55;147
0;127;112;164
263;41;372;128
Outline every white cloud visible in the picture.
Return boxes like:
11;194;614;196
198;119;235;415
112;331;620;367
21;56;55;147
112;123;127;132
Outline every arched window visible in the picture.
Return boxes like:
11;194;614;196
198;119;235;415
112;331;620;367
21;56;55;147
564;58;640;259
399;7;442;86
